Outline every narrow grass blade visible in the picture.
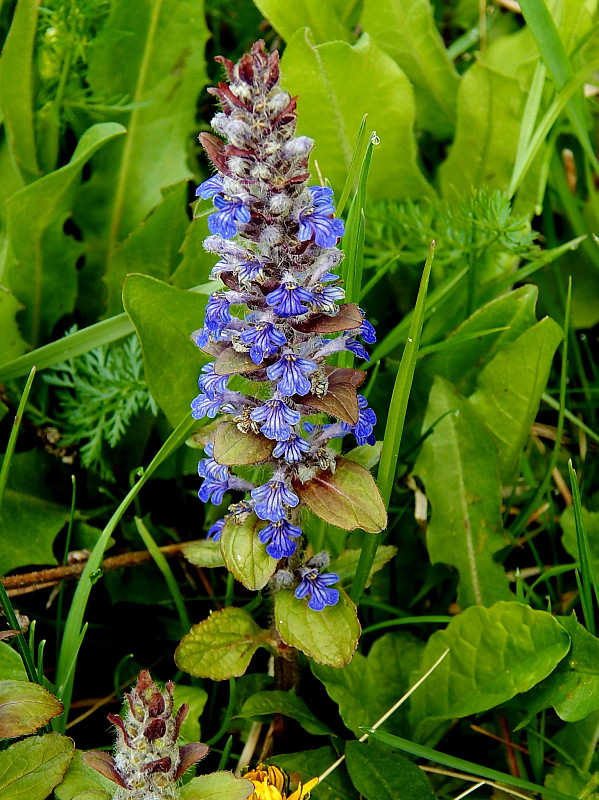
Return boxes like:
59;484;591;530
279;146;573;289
418;327;509;358
0;314;132;381
511;60;547;183
135;516;191;636
350;243;435;604
518;0;599;175
364;730;577;800
54;413;199;731
336;114;368;217
542;392;599;444
0;366;35;504
568;459;598;634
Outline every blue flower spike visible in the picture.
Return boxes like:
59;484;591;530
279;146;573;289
190;41;381;612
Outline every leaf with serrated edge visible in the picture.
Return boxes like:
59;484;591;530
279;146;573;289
275;588;360;667
182;539;225;569
220;515;277;591
0;680;63;738
215;346;263;376
302;375;359;424
213;421;274;466
294;457;386;533
175;607;269;680
0;732;74;800
409;601;571;740
180;771;253;800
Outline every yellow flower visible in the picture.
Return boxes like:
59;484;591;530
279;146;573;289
244;764;318;800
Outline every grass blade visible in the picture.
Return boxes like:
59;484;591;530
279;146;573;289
135;516;191;636
365;730;577;800
568;459;598;634
336;114;369;217
350;243;435;604
54;412;199;731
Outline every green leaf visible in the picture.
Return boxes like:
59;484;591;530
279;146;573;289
423;285;540;396
252;0;350;43
0;0;39;183
469;316;563;482
439;62;542;214
413;376;513;608
182;539;226;569
175;607;270;680
122;275;208;426
515;614;599;724
0;123;126;345
543;765;599;800
0;680;63;737
344;441;382;470
345;740;435;800
0;643;27;681
554;709;599;772
409;601;571;738
312;632;424;738
220;514;278;591
213;421;274;466
180;772;253;800
360;0;460;138
172;685;209;743
293;457;387;533
52;750;114;800
328;546;397;590
172;214;215;289
237;689;334;736
0;732;74;800
0;286;27;364
275;588;360;667
105;181;190;315
280;30;433;201
214;346;262;376
270;747;355;800
561;506;599;562
0;451;69;576
74;0;209;318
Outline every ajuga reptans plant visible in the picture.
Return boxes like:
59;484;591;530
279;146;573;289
83;670;209;800
191;41;384;612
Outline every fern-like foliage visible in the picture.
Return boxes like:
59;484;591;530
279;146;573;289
366;188;539;283
44;334;157;480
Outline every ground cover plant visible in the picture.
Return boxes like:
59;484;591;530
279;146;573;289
0;1;598;799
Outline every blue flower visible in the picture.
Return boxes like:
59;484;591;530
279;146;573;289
196;175;224;199
341;394;377;445
191;393;223;420
205;292;232;333
298;191;345;247
237;258;264;283
250;400;301;441
295;568;340;611
344;337;370;362
206;518;226;541
198;477;229;505
266;354;317;396
358;309;377;344
198;443;229;482
310;283;345;313
208;195;251;239
251;480;299;522
259;519;302;559
192;326;210;348
240;322;287;364
198;362;229;398
308;185;335;208
272;433;310;464
266;282;314;317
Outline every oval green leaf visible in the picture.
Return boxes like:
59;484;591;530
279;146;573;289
345;740;435;800
213;421;274;466
409;601;571;740
182;539;225;569
0;732;74;800
293;457;387;533
54;750;114;800
0;679;63;737
220;514;278;591
180;771;253;800
275;588;361;667
175;607;269;681
237;690;334;736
